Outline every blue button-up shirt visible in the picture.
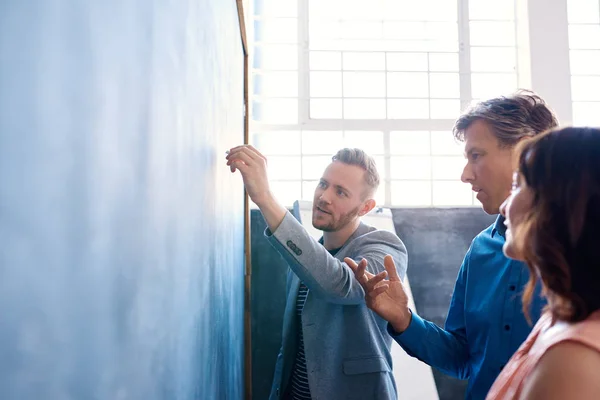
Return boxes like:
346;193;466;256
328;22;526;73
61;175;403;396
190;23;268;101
389;216;545;400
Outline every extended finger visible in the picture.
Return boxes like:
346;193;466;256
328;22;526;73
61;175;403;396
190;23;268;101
384;255;401;282
365;270;388;293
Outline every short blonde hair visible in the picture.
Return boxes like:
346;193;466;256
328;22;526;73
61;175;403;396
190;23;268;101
332;148;380;196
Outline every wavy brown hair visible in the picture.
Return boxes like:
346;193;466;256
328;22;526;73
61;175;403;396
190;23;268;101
453;90;558;146
515;127;600;323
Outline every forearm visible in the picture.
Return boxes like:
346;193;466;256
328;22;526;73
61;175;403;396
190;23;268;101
265;212;407;305
255;192;288;234
265;212;366;304
390;312;471;379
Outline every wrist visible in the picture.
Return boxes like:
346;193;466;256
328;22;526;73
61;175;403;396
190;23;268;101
390;308;412;333
253;191;275;209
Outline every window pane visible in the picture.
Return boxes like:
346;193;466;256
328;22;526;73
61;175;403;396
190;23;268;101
343;52;386;71
253;45;298;70
571;76;600;101
268;156;302;180
310;72;342;97
309;20;341;40
432;181;472;206
390;156;431;179
567;0;600;23
471;73;517;99
429;53;459;72
430;73;460;98
344;131;385;154
253;72;298;97
309;0;343;18
387;72;429;97
383;22;426;40
427;22;458;43
252;99;298;123
252;131;301;155
270;181;302;206
387;53;429;71
340;21;383;39
388;99;429;119
570;50;600;75
432;156;465;180
383;0;426;21
569;25;600;49
310;51;342;70
573;101;600;125
471;47;516;72
469;0;514;20
302;131;343;154
254;18;298;43
302;181;318;201
426;0;458;22
431;130;463;155
310;38;457;52
254;0;298;17
310;99;343;119
390;131;431;155
391;181;432;206
302;156;333;179
340;0;384;20
470;22;515;46
344;99;387;119
430;99;461;119
343;72;386;97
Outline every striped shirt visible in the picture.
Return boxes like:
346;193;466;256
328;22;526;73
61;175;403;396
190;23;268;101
288;246;341;400
289;282;311;400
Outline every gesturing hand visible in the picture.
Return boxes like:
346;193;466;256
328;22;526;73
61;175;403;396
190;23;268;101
345;255;412;333
226;145;272;206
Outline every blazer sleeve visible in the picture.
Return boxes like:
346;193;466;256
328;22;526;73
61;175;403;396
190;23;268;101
265;211;408;305
388;246;472;379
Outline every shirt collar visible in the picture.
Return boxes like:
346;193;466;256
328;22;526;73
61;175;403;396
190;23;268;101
491;215;507;238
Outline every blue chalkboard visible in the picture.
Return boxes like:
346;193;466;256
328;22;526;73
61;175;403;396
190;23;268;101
0;1;245;399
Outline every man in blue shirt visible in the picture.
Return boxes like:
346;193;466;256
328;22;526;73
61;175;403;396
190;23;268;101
347;91;558;399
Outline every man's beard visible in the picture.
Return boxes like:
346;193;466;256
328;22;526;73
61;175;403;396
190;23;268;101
312;204;361;232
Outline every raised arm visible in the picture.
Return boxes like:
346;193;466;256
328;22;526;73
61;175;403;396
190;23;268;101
226;144;408;305
266;211;407;304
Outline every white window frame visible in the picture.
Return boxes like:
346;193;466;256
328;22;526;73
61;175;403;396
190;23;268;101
250;0;578;207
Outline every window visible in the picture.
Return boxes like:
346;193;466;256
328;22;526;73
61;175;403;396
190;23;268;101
568;0;600;125
250;0;519;207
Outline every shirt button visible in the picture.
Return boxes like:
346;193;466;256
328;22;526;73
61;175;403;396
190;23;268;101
504;324;511;331
509;285;516;291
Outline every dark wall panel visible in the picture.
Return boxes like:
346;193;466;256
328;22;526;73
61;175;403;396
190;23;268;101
250;210;289;400
392;208;496;400
0;1;245;399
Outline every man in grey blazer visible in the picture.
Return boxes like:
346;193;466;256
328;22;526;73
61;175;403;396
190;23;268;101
226;145;407;400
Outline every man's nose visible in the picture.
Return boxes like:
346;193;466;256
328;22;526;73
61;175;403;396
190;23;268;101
461;161;474;183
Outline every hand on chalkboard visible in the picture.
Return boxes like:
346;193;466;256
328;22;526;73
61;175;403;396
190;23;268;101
226;145;272;207
345;255;412;333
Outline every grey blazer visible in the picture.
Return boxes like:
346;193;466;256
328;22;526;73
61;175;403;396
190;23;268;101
266;212;408;400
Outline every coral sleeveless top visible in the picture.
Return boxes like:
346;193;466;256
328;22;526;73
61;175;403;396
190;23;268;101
486;309;600;399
